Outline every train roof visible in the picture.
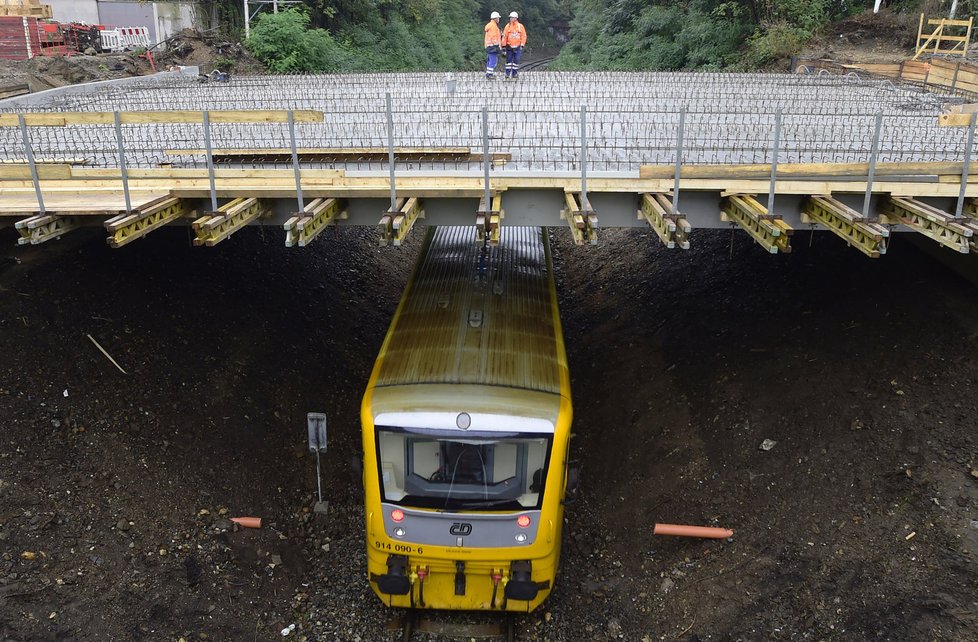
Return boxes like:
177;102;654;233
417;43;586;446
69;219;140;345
373;226;565;396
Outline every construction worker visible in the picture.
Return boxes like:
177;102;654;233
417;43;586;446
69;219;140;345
484;11;502;79
501;11;527;79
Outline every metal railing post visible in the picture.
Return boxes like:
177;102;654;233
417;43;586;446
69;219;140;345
18;114;44;216
113;111;132;213
288;110;304;212
386;92;396;212
767;109;782;216
673;108;686;214
580;105;588;210
862;112;883;219
482;107;491;212
203;110;218;212
955;112;976;218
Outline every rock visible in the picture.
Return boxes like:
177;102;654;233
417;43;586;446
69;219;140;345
116;519;130;531
271;554;283;566
212;519;233;531
759;439;777;451
660;577;674;593
970;469;978;480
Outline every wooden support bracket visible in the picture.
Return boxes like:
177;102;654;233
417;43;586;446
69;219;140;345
15;214;81;245
104;196;192;248
720;194;793;254
637;192;691;249
378;197;424;247
562;192;598;246
879;196;975;253
284;198;347;247
192;197;271;247
476;194;504;245
801;196;889;258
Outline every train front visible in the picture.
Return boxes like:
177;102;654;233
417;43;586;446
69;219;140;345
361;384;571;612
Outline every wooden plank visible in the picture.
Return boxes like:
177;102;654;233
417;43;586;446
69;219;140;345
927;18;972;27
0;83;30;99
639;162;966;179
0;164;71;179
0;110;324;127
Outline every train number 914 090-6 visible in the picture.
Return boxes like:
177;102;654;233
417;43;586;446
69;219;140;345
375;541;422;555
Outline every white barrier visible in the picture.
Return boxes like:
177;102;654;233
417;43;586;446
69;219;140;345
99;26;149;52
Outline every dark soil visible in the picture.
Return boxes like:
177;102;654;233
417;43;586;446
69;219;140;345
1;224;977;641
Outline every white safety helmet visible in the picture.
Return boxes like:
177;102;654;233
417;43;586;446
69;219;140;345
509;11;518;18
491;11;501;19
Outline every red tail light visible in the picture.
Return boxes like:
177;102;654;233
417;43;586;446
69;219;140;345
516;514;531;528
391;509;405;523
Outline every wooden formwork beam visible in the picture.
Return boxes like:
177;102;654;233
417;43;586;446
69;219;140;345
15;214;81;245
562;192;598;246
879;196;975;253
720;194;792;254
378;197;424;247
637;192;690;249
104;197;193;248
0;110;325;128
283;198;347;247
801;196;889;258
192;197;271;247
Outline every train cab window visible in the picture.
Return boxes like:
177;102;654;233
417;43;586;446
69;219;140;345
376;427;551;511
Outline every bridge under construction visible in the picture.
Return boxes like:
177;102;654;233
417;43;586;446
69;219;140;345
2;67;978;257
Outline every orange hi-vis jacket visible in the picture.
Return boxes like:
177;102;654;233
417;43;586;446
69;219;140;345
502;21;527;48
484;20;501;48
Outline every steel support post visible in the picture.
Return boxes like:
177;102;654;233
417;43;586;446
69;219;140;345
580;105;588;211
288;110;304;212
113;111;132;213
203;110;218;212
767;109;782;217
863;112;883;220
386;92;396;213
955;112;976;218
483;107;490;214
18;113;44;215
673;108;686;214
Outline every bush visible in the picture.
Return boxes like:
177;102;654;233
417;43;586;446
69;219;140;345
245;9;349;73
744;22;809;68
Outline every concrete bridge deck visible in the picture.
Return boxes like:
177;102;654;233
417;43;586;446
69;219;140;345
2;69;977;256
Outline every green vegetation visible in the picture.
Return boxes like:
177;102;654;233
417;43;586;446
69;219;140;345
552;0;905;71
245;2;486;73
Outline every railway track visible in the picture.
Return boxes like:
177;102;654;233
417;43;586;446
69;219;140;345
396;611;516;641
519;56;556;72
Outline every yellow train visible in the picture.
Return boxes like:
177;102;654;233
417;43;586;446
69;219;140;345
360;225;574;614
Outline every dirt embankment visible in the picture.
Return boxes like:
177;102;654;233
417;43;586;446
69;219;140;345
0;29;263;94
1;224;977;641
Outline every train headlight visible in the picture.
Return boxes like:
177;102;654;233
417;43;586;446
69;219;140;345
391;509;405;523
515;532;527;543
516;514;531;528
393;527;406;538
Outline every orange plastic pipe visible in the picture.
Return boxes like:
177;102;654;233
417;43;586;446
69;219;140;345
231;516;262;529
653;523;733;539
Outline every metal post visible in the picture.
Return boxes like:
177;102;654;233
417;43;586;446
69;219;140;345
673;108;686;214
18;114;44;216
288;110;304;212
113;111;132;213
203;110;218;212
315;452;322;503
243;0;250;40
862;112;883;219
956;112;976;218
482;107;491;213
580;105;588;211
386;92;396;212
767;109;782;217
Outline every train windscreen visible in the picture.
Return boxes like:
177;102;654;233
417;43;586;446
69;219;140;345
375;427;552;511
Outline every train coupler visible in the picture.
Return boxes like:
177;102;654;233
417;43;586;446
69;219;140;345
370;554;411;595
504;560;549;602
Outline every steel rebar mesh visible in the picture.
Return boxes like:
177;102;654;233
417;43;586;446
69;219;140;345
0;71;972;173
